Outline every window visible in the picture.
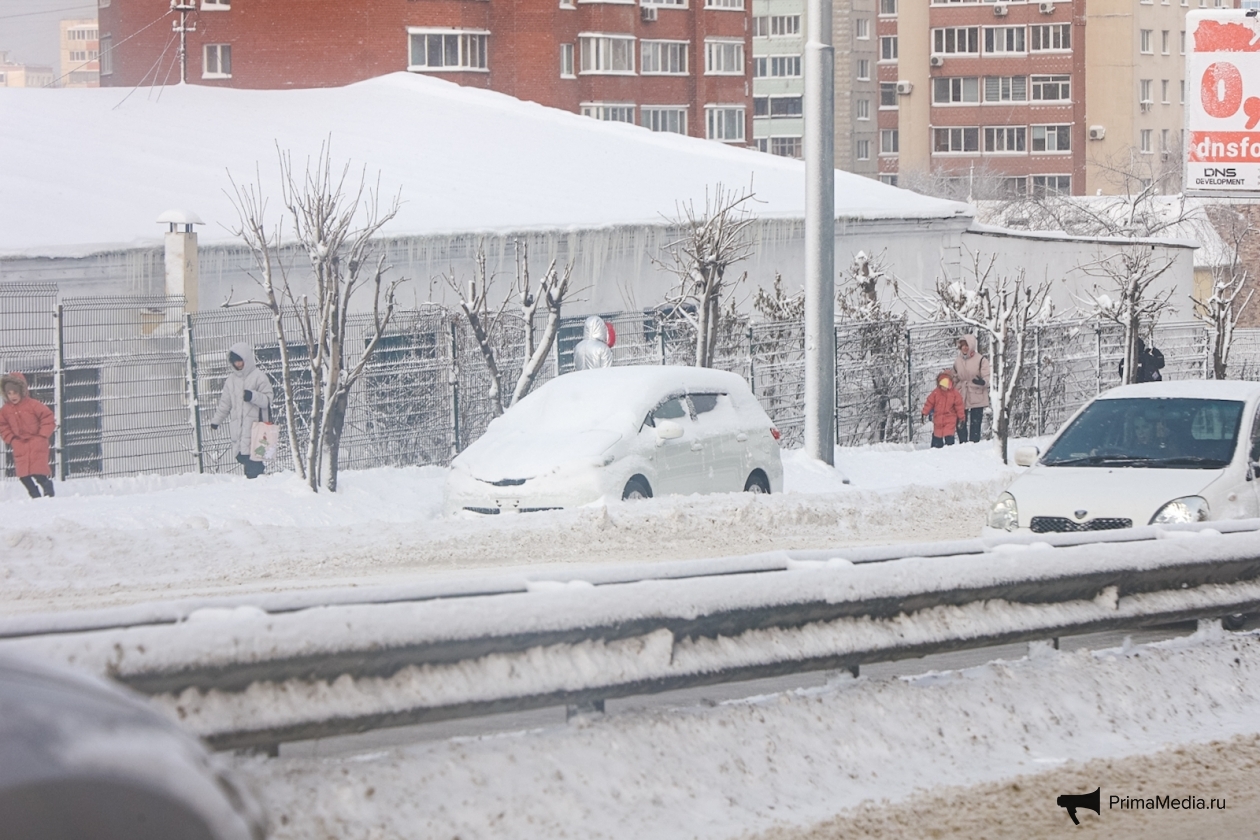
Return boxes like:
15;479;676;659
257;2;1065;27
1031;175;1070;196
752;16;768;37
753;96;768;117
881;36;898;61
857;59;870;80
932;27;979;54
856;99;870;120
705;0;744;8
1001;177;1027;198
856;139;871;160
560;0;575;7
1031;124;1071;152
581;102;635;122
706;106;745;141
855;19;870;39
1030;74;1069;101
771;136;802;157
202;0;227;8
1161;30;1170;54
642;107;687;133
985;126;1026;152
705;39;744;74
754;138;768;152
1161;128;1170;152
880;82;898;107
580;34;635;73
1180;79;1185;103
881;128;899;154
770;95;803;116
1030;24;1070;51
933;77;979;104
99;35;111;74
879;174;899;187
985;75;1027;102
880;0;897;13
934;127;979;153
642;0;687;4
641;40;687;74
1161;79;1169;103
1180;31;1186;54
68;50;98;62
752;57;766;77
1140;29;1153;53
771;15;800;35
1140;128;1153;153
409;30;489;71
768;55;801;77
984;26;1025;54
203;43;231;78
1139;78;1152;103
67;28;98;39
561;43;575;77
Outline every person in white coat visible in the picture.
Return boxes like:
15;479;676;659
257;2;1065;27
209;342;273;478
572;316;615;371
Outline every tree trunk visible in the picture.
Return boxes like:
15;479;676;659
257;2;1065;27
324;389;349;493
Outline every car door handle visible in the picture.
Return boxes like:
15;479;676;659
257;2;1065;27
690;443;703;451
735;433;748;442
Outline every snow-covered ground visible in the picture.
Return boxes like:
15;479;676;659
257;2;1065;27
0;442;1023;616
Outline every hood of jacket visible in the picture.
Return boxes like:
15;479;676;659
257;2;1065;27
1;372;29;400
960;334;978;356
935;369;958;388
227;342;258;376
582;316;610;344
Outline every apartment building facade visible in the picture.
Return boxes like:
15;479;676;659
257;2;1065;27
873;0;1239;197
0;52;54;88
97;0;751;144
60;19;100;88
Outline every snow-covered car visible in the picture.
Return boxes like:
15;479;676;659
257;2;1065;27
0;653;265;840
445;366;783;514
988;381;1260;533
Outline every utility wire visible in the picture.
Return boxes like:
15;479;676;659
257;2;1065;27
42;6;169;89
0;4;95;21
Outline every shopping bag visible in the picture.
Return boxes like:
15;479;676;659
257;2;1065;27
249;421;279;463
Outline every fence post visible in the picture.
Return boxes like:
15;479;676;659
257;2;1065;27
185;313;205;475
1034;325;1043;436
746;326;756;395
833;324;841;445
54;303;66;482
449;320;461;458
658;314;667;365
1204;324;1213;380
904;327;913;443
1095;325;1103;394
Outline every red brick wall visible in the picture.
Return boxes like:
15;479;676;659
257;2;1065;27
100;0;751;141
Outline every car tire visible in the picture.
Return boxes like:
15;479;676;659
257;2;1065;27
1223;613;1249;632
744;471;770;494
622;477;653;501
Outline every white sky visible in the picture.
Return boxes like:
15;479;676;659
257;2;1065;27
0;0;95;66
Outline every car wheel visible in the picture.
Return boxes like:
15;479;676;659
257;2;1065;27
622;476;653;501
744;471;770;494
1223;613;1249;632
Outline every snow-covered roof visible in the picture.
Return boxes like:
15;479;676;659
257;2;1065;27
1099;380;1260;401
0;73;970;256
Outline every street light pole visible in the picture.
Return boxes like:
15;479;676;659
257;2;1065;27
171;0;196;85
804;0;835;464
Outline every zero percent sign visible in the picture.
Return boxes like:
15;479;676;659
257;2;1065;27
1202;62;1260;130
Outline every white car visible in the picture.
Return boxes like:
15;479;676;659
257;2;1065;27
989;381;1260;534
445;366;783;514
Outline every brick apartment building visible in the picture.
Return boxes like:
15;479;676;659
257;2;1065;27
873;0;1241;197
97;0;752;144
60;19;100;88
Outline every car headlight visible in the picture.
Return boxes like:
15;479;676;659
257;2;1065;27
988;491;1018;531
1149;496;1210;525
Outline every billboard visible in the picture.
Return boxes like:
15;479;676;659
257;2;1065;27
1185;9;1260;198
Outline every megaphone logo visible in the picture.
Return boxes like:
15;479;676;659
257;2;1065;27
1056;787;1101;825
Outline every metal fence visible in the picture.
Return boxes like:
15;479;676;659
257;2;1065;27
0;289;1252;482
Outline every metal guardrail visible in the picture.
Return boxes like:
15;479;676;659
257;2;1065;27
5;523;1260;753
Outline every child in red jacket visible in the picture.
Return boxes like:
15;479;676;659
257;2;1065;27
921;369;965;449
0;372;56;498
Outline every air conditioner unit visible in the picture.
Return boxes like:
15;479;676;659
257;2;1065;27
1039;1;1055;13
1161;151;1170;160
1088;125;1106;140
929;55;945;67
993;3;1009;17
896;80;913;95
1140;99;1153;112
641;5;657;21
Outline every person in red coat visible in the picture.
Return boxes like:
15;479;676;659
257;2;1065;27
0;372;56;498
921;369;965;449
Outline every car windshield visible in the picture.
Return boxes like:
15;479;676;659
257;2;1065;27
1041;397;1243;468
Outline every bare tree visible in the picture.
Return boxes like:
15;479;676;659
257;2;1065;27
935;254;1053;464
226;145;403;493
1077;246;1177;385
836;250;906;444
898;161;1020;203
1197;205;1256;380
654;184;757;367
837;249;900;322
445;242;573;416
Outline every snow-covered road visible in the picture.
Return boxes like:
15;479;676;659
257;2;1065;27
0;443;1021;616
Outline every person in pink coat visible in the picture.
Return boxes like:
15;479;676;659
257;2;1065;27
0;372;56;498
921;369;965;449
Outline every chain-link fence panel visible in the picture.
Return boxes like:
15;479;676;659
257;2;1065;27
750;319;806;447
59;296;195;478
0;284;58;479
1227;329;1260;381
454;313;532;453
1151;322;1209;382
835;319;910;446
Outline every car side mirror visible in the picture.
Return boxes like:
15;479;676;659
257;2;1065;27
1014;445;1040;467
655;419;684;442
